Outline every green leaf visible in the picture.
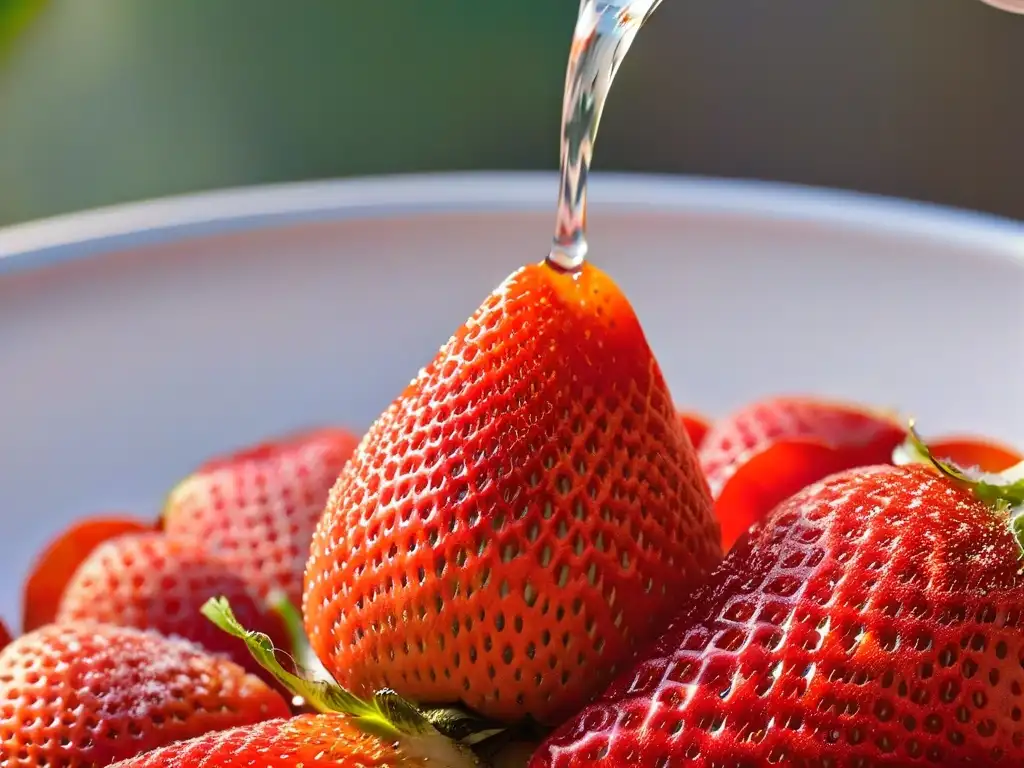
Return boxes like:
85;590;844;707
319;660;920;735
902;422;1024;553
201;596;430;740
420;704;507;746
264;591;507;745
905;423;1024;503
266;590;333;683
202;597;486;767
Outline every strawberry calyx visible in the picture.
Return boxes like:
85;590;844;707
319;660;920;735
895;422;1024;549
202;597;498;765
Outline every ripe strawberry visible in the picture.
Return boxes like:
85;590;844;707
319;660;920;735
532;457;1024;766
304;261;722;725
0;622;290;767
163;427;358;606
699;396;907;550
927;435;1022;473
22;514;150;632
56;532;286;675
0;620;10;650
677;410;711;450
106;712;481;768
121;600;485;768
105;716;416;768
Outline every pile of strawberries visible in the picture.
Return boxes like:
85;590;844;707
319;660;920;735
3;259;1023;767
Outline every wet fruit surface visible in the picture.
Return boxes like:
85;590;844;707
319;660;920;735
533;464;1024;766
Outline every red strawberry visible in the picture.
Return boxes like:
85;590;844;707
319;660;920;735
532;456;1024;766
699;396;907;550
106;716;419;768
927;435;1022;473
304;261;722;725
678;410;711;450
163;427;358;606
22;515;150;632
0;620;10;650
107;712;481;768
56;532;286;675
114;601;485;768
0;622;290;767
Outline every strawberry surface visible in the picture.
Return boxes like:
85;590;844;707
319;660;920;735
928;436;1023;474
163;427;358;606
677;410;711;450
699;396;907;549
0;623;290;767
0;621;10;650
106;715;437;768
533;463;1024;766
22;515;150;632
56;532;286;675
305;261;722;725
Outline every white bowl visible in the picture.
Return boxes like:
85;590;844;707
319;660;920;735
1;171;1022;628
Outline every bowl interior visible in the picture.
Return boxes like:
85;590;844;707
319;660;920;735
1;174;1022;627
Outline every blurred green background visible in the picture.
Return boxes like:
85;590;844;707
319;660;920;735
1;0;1022;227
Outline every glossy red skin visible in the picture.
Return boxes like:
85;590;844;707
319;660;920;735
305;261;722;725
163;427;359;607
928;436;1022;473
678;411;712;450
22;515;150;632
533;464;1024;766
56;532;287;677
106;714;428;767
0;623;290;767
699;397;907;550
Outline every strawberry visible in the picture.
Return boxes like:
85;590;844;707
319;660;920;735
106;712;481;768
56;532;287;675
0;622;290;767
118;599;486;768
22;514;150;632
677;410;711;450
163;427;358;606
303;261;721;725
532;451;1024;766
699;396;907;550
0;620;10;650
927;435;1022;474
105;716;425;768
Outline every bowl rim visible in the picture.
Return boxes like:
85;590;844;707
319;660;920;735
1;171;1022;275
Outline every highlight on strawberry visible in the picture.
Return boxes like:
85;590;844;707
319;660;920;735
532;439;1024;766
